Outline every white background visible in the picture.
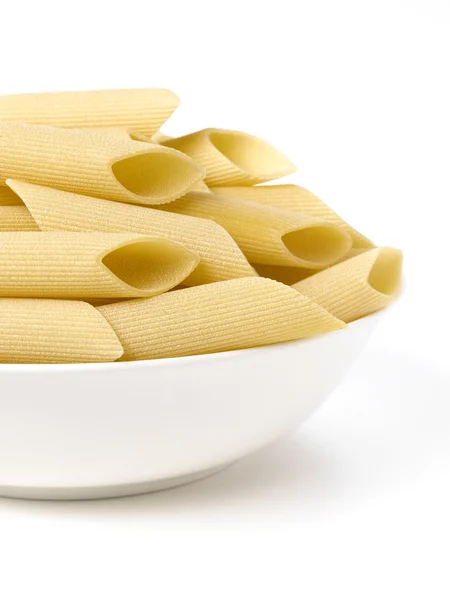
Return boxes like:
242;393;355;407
0;0;449;598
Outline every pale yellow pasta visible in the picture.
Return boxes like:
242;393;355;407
151;132;218;192
9;180;256;286
252;250;368;285
151;131;173;144
252;264;315;285
0;186;22;206
212;185;374;248
335;247;369;263
0;122;204;206
293;247;403;323
160;191;352;268
163;128;296;186
0;89;179;136
190;179;212;193
86;298;127;307
88;126;153;142
97;277;345;361
0;299;123;364
0;206;39;231
0;231;198;298
149;131;212;194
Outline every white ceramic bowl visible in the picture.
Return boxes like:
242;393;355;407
0;311;383;500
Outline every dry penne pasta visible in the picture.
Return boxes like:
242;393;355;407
293;247;403;323
0;231;198;298
0;86;403;367
190;180;212;193
160;191;352;268
152;131;173;143
85;298;127;307
88;126;153;142
252;250;368;285
0;89;179;136
163;128;296;186
252;264;315;285
97;277;345;361
0;186;21;206
0;206;39;231
212;184;374;248
0;122;203;206
9;180;256;286
149;132;209;192
0;299;123;363
335;247;369;263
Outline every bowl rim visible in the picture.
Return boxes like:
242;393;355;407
0;309;385;373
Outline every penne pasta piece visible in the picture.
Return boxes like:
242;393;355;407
159;191;352;268
0;299;123;364
252;264;314;285
86;298;126;307
0;186;22;206
0;122;204;206
88;126;153;142
252;250;369;285
163;128;296;186
151;131;173;144
97;277;346;361
0;231;198;298
0;89;179;136
335;247;369;263
9;180;256;286
212;184;374;249
0;206;39;231
293;247;403;323
190;179;212;193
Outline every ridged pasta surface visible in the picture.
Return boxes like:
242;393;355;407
0;89;179;136
98;277;345;361
0;231;197;298
212;185;374;249
293;247;403;322
160;191;352;268
0;299;123;363
0;122;203;206
10;180;255;286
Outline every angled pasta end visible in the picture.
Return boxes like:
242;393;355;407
100;236;199;297
5;179;44;229
207;128;296;184
157;88;180;108
289;284;348;333
163;128;296;186
151;131;173;144
86;302;125;361
281;223;352;268
111;146;205;205
367;247;403;296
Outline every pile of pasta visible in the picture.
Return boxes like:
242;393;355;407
0;89;402;363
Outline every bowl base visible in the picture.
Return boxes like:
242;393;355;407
0;463;231;501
